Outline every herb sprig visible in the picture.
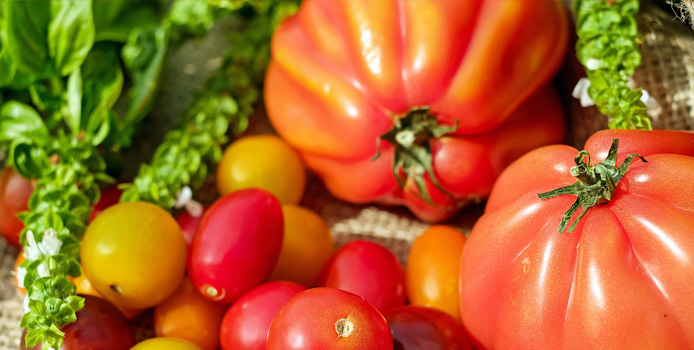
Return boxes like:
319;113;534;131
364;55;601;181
574;0;651;130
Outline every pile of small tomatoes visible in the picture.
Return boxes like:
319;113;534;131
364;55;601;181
6;134;474;350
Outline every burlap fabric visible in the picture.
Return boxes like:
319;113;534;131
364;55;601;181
1;3;692;349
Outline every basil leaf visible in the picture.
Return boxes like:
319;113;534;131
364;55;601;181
10;141;49;179
122;25;168;125
29;83;62;113
168;0;214;42
0;30;16;87
93;0;162;43
80;44;123;136
5;0;51;76
48;0;95;76
0;101;49;143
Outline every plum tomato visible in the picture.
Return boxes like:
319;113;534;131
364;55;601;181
216;135;306;205
20;295;135;350
319;240;405;311
81;202;187;309
154;276;228;350
89;184;124;222
220;281;306;350
385;306;473;350
129;338;202;350
269;205;333;287
0;167;33;249
406;225;466;320
188;189;284;303
175;206;207;247
267;288;393;350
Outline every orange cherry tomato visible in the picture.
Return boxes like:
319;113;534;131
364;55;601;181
216;135;306;205
81;201;187;309
154;277;228;350
269;205;333;287
406;225;466;320
130;337;202;350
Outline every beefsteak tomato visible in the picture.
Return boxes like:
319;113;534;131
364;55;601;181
460;130;694;349
265;0;568;222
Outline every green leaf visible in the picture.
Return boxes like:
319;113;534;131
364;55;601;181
0;101;49;143
93;0;162;43
5;0;51;76
64;68;82;135
48;0;95;76
0;30;17;87
10;141;49;179
80;44;122;143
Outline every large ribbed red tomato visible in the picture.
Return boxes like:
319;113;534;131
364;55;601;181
265;0;568;222
460;130;694;349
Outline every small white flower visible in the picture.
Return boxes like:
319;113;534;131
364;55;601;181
23;296;30;313
585;58;603;70
23;230;41;261
572;78;596;107
38;228;62;257
14;266;26;288
43;344;56;350
37;262;50;278
175;186;204;218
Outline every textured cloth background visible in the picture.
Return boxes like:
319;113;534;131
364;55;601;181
1;3;693;348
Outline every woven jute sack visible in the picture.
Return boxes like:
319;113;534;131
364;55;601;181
1;3;693;349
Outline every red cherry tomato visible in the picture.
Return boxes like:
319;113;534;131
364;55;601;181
319;240;405;311
188;189;284;303
220;281;306;350
175;207;207;247
0;167;32;248
267;288;393;350
385;306;473;350
89;184;124;222
20;295;135;350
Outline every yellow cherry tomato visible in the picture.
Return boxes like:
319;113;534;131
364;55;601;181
154;277;228;350
81;201;187;309
72;272;144;320
406;225;466;320
130;337;202;350
216;135;306;204
269;205;333;287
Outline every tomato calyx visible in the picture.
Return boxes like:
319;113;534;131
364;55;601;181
375;107;458;205
334;316;354;339
538;138;646;233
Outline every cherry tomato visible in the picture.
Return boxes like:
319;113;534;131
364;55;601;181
269;205;333;287
406;225;465;320
220;281;306;350
188;189;283;303
154;276;227;350
20;295;135;350
0;167;32;249
267;288;393;350
216;135;306;204
385;306;473;350
89;184;124;222
130;338;202;350
72;272;143;320
81;201;187;309
175;206;207;247
319;240;405;311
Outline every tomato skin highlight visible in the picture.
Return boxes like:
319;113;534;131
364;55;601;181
385;306;473;350
154;277;228;350
267;288;393;350
319;240;405;311
220;281;306;350
187;189;284;303
406;225;465;320
0;167;32;249
460;130;694;349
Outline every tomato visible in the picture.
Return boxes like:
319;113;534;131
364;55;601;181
154;276;227;350
319;240;405;311
406;225;465;320
20;295;135;350
267;288;393;350
460;130;694;349
216;135;306;205
188;189;284;303
130;338;202;350
264;0;568;222
175;206;207;247
269;205;333;287
89;184;124;222
0;167;32;248
13;253;25;296
81;201;187;309
220;281;306;350
385;306;473;350
71;269;143;320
